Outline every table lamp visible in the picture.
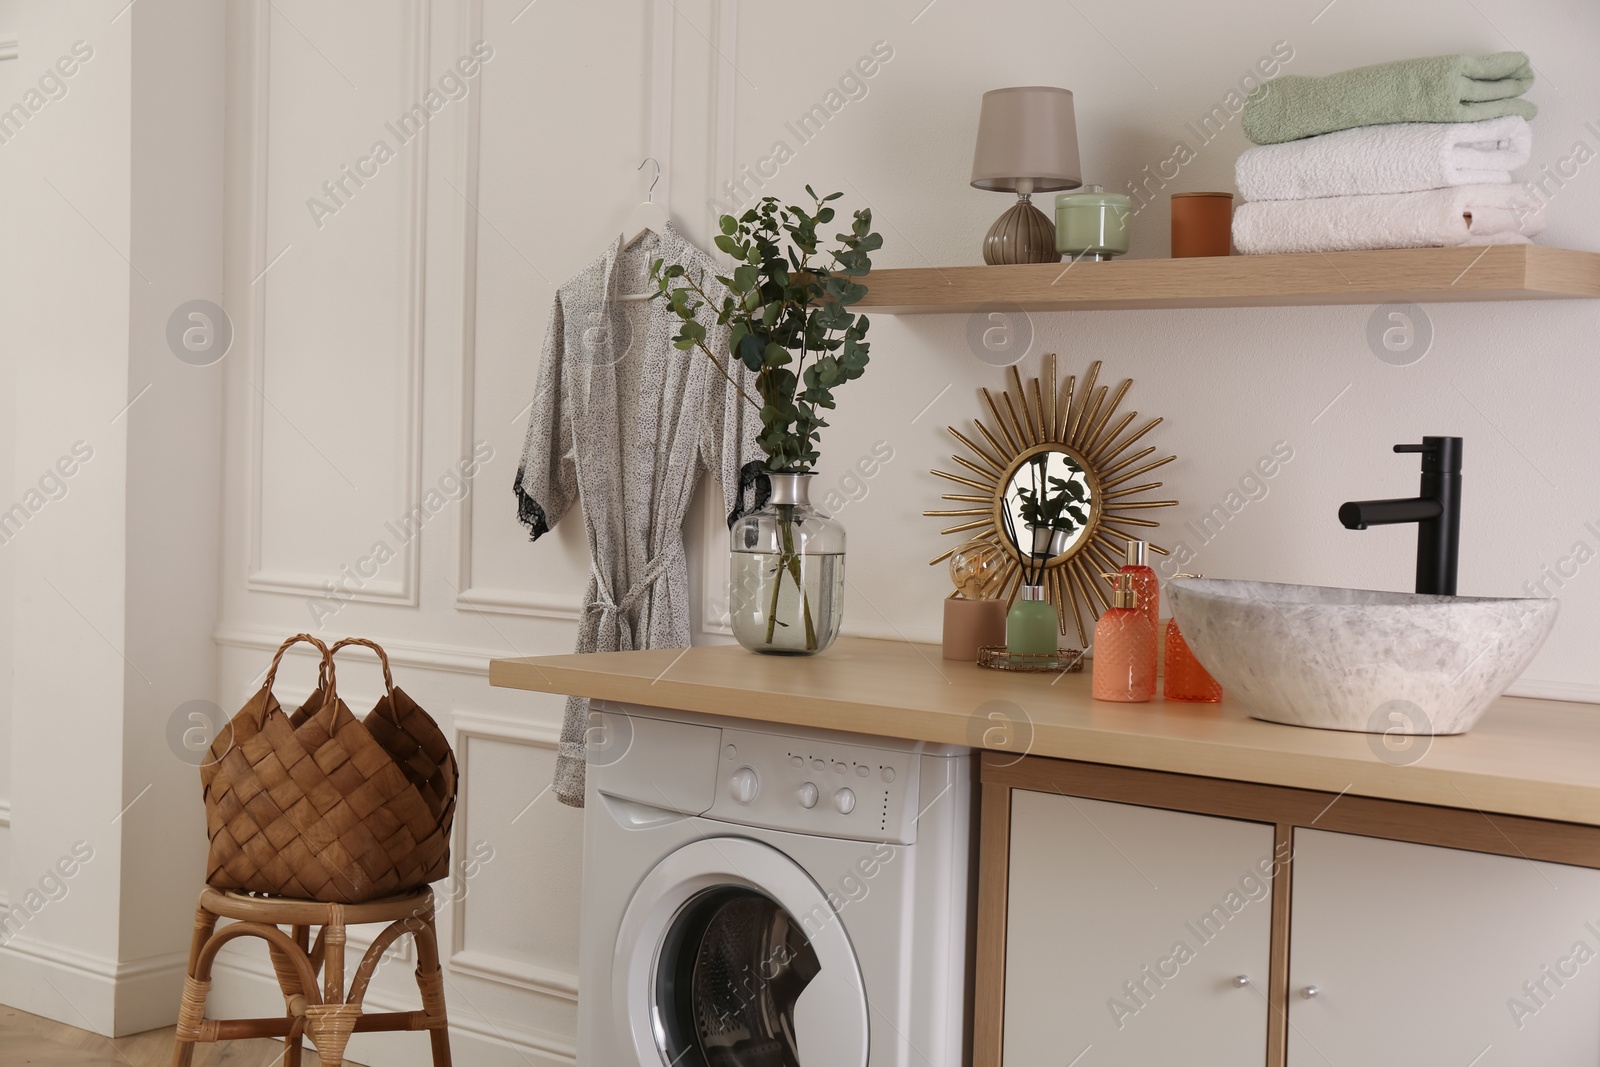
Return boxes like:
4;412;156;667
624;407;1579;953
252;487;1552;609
971;86;1082;265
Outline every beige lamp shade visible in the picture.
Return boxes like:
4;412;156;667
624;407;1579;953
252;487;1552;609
970;86;1083;193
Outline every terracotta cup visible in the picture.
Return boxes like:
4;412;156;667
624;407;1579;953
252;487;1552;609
943;597;1008;662
1170;192;1234;257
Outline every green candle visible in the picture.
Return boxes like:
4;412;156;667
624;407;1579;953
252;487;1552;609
1055;185;1131;260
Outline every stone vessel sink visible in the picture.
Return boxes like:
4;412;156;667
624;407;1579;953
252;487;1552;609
1167;578;1559;736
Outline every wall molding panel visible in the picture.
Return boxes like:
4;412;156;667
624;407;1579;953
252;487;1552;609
448;0;583;621
455;586;584;622
243;0;429;608
214;624;505;677
448;712;579;1005
448;0;518;618
449;949;579;1003
452;0;676;621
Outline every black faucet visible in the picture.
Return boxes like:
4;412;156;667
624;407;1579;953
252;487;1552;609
1339;437;1462;596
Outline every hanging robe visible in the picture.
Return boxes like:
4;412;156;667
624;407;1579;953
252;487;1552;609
515;225;767;807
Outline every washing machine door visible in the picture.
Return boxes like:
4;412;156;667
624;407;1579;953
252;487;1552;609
613;837;869;1067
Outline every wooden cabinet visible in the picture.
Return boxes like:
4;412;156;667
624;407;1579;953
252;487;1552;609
1287;829;1600;1065
1003;792;1275;1065
976;757;1600;1067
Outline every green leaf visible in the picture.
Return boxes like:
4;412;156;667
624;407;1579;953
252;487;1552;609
738;334;764;372
732;264;760;293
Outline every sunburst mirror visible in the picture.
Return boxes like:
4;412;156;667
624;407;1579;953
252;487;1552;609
925;354;1178;646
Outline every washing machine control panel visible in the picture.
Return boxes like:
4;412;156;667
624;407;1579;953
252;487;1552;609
706;727;921;844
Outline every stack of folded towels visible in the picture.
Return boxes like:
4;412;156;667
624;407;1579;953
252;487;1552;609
1233;52;1543;254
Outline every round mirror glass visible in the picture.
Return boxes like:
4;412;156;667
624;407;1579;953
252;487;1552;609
1001;450;1094;561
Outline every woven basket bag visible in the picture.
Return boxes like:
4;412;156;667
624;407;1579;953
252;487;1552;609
200;634;458;903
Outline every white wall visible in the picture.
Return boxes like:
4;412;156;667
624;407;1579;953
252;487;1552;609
697;0;1600;701
0;0;19;903
118;0;225;1021
1;0;223;1036
193;0;1597;1062
4;1;136;1032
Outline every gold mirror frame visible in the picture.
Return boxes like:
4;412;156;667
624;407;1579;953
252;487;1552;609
926;354;1178;646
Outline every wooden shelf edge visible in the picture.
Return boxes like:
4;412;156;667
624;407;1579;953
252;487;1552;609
858;244;1600;313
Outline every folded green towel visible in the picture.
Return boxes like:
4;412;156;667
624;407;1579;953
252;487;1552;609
1243;52;1537;145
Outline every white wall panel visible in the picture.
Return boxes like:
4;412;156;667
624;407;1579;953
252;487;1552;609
454;0;651;615
250;0;426;603
450;714;582;1003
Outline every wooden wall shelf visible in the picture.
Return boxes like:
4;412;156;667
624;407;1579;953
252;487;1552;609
856;244;1600;313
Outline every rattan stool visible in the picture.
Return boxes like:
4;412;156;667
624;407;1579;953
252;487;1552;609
172;886;452;1067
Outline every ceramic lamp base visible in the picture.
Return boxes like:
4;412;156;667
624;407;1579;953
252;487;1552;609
983;196;1062;265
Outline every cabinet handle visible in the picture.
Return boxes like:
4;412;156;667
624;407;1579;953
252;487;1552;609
1301;985;1320;999
1232;975;1250;988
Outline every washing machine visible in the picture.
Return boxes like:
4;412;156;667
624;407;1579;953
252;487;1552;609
577;701;974;1067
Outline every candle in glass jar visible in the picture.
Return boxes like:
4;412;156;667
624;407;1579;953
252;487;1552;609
1055;185;1131;261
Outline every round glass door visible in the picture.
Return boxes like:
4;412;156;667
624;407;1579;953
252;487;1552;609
655;887;821;1066
613;838;869;1067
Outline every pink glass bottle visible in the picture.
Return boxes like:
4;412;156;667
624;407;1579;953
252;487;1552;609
1092;573;1156;703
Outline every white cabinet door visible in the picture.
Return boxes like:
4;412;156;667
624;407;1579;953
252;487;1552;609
1289;829;1600;1065
1004;791;1278;1066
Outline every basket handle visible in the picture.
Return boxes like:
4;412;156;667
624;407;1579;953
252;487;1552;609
262;633;334;696
328;638;395;699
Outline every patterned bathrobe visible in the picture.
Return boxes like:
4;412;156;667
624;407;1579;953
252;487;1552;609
515;225;766;807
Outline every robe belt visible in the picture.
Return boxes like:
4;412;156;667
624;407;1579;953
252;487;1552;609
585;541;685;647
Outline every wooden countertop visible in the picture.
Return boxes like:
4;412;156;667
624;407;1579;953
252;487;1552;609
489;637;1600;827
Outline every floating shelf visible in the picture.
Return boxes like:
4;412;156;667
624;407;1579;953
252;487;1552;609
857;245;1600;314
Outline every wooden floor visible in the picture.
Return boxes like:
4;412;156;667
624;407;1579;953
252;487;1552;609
0;1005;368;1066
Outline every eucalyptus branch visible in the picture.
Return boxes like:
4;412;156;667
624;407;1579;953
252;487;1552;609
659;271;762;412
693;338;762;411
651;187;883;473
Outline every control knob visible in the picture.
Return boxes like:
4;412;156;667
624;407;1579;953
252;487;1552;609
728;767;760;804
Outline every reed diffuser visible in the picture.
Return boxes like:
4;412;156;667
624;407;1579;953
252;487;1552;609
1002;473;1060;656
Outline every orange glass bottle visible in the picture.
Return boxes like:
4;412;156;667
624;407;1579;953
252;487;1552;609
1120;540;1159;636
1092;573;1156;703
1163;617;1222;702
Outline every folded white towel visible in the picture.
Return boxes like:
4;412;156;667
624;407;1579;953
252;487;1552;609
1236;116;1532;201
1232;184;1546;254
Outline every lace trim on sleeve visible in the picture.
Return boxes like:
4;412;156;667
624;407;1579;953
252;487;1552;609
514;466;553;541
727;461;770;528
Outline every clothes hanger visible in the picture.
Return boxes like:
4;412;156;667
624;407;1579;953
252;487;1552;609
619;158;671;302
